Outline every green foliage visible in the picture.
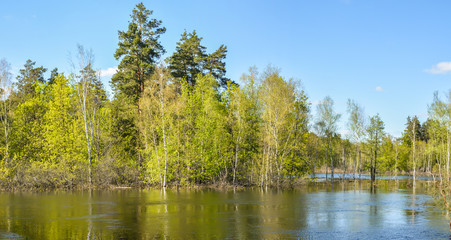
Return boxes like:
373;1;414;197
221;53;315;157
12;86;46;163
259;68;310;185
403;116;423;145
43;75;80;163
168;30;230;88
6;2;448;189
367;114;384;148
13;59;47;102
190;74;228;182
112;2;166;103
227;69;261;184
379;135;396;172
108;3;167;185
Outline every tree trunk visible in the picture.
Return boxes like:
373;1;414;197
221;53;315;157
2;100;9;164
79;82;93;186
326;139;329;180
447;129;449;179
353;144;357;180
413;121;416;182
394;143;398;177
160;75;168;188
372;132;378;183
161;104;168;188
233;135;240;185
358;148;362;179
374;148;377;183
313;138;318;178
233;115;241;185
370;147;374;182
342;146;346;181
330;136;334;181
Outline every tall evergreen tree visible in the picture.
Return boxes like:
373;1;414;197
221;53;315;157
168;31;206;86
110;3;166;183
47;68;59;85
204;44;229;87
168;30;230;88
14;59;47;102
112;2;166;104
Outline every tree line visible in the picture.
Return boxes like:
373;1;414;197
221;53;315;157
0;3;446;188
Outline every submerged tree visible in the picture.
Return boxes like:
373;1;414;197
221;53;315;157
367;114;384;183
316;96;340;180
312;121;325;178
428;91;449;178
347;99;366;179
405;116;421;181
260;67;309;186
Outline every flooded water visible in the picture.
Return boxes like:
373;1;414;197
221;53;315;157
0;180;450;239
312;173;438;180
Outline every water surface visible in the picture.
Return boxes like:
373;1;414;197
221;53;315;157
0;180;449;239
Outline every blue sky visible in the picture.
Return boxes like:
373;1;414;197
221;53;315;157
1;0;451;137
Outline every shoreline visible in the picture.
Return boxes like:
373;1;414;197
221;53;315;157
0;174;439;192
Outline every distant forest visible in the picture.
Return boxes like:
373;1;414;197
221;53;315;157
0;3;448;188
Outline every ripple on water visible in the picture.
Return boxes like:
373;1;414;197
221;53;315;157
0;232;24;240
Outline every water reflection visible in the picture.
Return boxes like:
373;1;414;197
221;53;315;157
0;180;449;239
312;173;438;180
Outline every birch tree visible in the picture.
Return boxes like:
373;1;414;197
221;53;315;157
429;91;448;178
312;121;325;178
139;66;176;187
407;116;421;181
316;96;340;180
346;99;366;179
260;68;309;186
0;59;12;163
73;45;106;185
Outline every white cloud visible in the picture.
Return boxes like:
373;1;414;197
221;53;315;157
375;86;384;92
425;62;451;74
98;67;117;77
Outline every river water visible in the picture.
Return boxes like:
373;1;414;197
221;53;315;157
0;179;449;239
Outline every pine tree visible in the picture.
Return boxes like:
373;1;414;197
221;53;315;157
14;59;47;102
112;2;166;105
168;31;230;88
110;3;166;183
